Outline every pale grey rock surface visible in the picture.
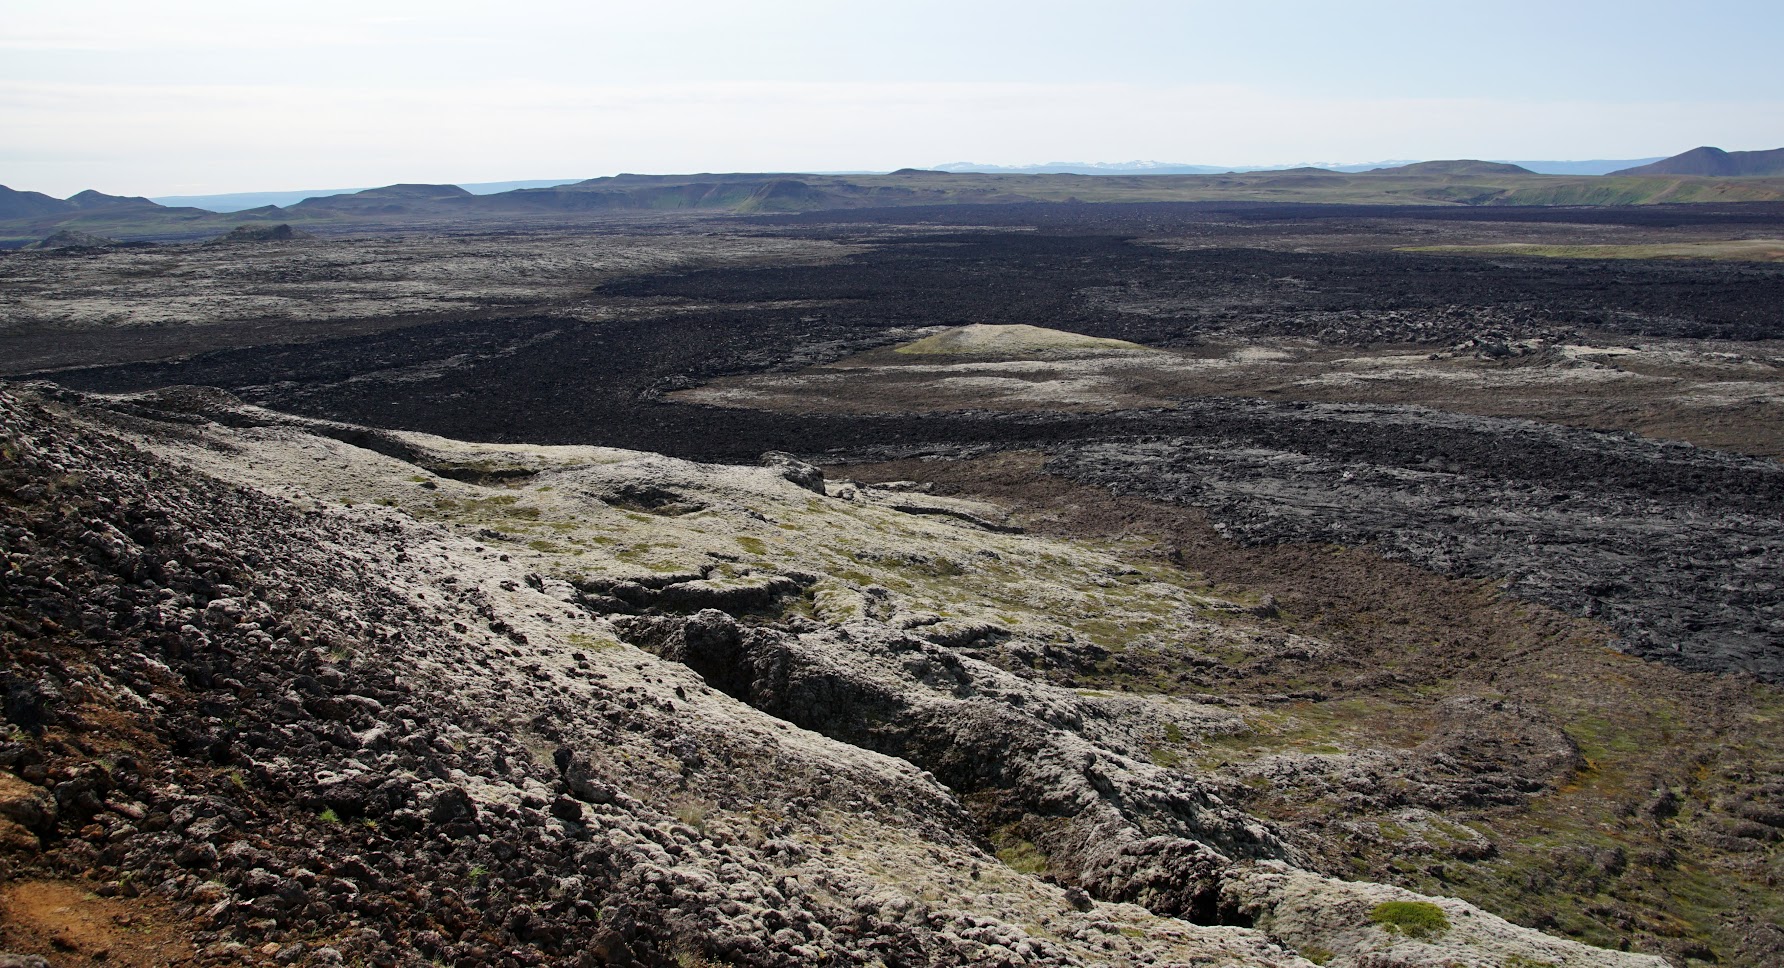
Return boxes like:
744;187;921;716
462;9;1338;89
0;383;1670;967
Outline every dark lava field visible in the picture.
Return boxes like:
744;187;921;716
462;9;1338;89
7;199;1784;967
31;204;1784;683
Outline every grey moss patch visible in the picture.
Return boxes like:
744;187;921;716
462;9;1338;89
87;394;1672;968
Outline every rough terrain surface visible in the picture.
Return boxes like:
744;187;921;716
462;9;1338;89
845;451;1784;968
0;232;856;373
1;384;1682;967
4;200;1781;966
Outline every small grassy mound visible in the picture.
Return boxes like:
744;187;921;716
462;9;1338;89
894;323;1153;357
1370;900;1450;939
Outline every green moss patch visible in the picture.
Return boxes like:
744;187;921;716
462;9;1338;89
1370;900;1449;938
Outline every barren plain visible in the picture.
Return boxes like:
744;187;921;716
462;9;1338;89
3;200;1782;967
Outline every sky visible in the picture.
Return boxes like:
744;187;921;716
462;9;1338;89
5;0;1783;197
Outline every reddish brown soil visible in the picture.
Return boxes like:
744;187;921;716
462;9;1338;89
0;881;205;966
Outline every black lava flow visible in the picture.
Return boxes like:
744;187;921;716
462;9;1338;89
41;212;1784;682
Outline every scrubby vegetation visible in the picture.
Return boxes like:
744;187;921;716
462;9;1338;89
1370;900;1450;938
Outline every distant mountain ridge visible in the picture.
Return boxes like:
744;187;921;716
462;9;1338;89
0;185;72;219
1611;147;1784;177
935;161;1240;175
0;185;168;219
152;179;585;213
934;160;1427;175
286;184;474;215
11;159;1784;247
1369;160;1534;176
121;158;1686;214
935;158;1664;176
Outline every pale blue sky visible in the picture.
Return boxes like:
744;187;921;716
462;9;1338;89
5;0;1782;196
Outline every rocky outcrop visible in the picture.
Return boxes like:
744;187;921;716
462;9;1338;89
1045;398;1784;682
206;223;313;245
1224;862;1662;967
23;229;119;250
0;384;1670;966
759;451;826;494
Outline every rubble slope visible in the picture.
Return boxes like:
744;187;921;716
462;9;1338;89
1;384;1667;967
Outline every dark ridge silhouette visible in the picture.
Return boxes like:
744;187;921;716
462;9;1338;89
1611;146;1784;177
64;189;159;210
1368;160;1535;176
288;183;472;213
0;184;78;219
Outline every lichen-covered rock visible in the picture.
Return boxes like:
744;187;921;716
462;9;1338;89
1223;862;1670;967
0;384;1669;967
761;450;825;493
